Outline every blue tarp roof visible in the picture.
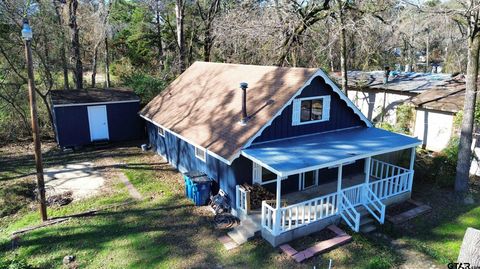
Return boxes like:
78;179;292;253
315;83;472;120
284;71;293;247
242;127;422;177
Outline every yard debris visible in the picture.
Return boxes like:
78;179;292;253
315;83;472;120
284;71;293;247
209;190;231;214
46;191;73;206
213;213;240;229
63;255;75;265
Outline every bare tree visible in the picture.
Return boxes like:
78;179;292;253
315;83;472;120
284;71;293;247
455;0;480;193
196;0;221;62
68;0;83;89
175;0;186;72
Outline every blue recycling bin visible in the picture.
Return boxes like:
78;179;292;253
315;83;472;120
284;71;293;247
183;171;210;205
183;174;193;199
191;176;212;206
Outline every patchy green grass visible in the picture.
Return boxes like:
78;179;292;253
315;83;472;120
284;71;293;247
0;146;405;268
383;181;480;265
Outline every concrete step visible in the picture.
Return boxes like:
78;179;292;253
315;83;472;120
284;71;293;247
240;219;261;234
227;225;254;245
360;216;375;226
360;223;377;233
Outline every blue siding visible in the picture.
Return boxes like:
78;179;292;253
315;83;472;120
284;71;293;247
107;102;144;142
54;102;144;148
146;122;252;208
55;106;91;147
253;76;366;143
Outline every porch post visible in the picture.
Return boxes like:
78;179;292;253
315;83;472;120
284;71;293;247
364;157;372;203
337;164;343;212
409;147;416;171
364;157;371;184
274;175;282;235
408;147;416;191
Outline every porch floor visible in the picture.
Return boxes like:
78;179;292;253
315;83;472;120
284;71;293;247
283;173;373;205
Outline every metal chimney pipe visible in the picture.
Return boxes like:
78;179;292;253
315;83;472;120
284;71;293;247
240;82;248;125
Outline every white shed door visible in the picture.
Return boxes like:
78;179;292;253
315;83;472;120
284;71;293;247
87;105;109;141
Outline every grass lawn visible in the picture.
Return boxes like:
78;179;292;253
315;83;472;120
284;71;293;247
382;180;480;265
0;145;403;269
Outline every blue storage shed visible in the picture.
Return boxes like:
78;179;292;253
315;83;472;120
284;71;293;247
51;88;144;148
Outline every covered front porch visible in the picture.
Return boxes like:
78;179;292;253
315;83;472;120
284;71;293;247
237;127;421;246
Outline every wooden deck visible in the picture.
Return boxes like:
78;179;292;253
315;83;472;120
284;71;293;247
283;173;368;205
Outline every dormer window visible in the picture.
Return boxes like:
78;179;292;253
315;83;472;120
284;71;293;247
292;96;331;125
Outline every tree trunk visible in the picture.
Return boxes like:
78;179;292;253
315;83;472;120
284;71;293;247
105;37;111;88
155;0;164;72
91;43;99;88
455;35;480;193
175;0;186;72
53;1;69;90
338;0;348;94
68;0;83;89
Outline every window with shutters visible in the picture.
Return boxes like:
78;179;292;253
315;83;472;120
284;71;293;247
292;95;331;126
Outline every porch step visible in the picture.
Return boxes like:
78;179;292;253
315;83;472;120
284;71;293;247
357;206;370;217
360;216;375;226
227;218;261;245
360;223;377;233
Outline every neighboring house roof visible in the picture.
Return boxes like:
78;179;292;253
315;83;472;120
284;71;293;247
140;62;371;163
50;88;140;106
242;127;421;177
330;71;459;94
409;86;465;113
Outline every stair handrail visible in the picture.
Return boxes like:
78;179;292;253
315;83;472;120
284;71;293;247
340;191;360;232
364;187;386;224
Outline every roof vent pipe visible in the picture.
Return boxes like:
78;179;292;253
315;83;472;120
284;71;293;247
239;82;248;125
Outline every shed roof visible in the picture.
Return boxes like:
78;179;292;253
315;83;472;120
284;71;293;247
409;86;465;113
140;62;322;162
50;88;139;106
330;71;460;94
242;127;421;177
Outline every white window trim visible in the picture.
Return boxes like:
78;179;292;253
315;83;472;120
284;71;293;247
195;146;206;162
292;95;331;126
299;170;319;190
157;126;165;137
252;161;278;185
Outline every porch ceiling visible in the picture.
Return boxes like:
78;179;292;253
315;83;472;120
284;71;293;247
242;127;421;177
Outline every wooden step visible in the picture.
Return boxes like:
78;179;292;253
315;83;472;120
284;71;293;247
360;216;375;226
360;223;377;233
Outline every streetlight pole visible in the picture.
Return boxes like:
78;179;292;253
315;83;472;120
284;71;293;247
22;18;47;221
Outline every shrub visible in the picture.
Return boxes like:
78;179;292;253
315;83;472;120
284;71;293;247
414;137;459;188
121;73;168;104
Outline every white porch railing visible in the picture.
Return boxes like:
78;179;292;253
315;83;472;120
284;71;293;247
339;191;361;232
278;192;338;233
364;187;386;224
261;201;276;233
236;185;251;215
369;159;413;200
260;159;413;236
342;184;364;206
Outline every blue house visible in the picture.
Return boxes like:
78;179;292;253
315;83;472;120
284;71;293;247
140;62;421;246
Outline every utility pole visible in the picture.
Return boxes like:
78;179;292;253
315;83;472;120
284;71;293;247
22;18;48;221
